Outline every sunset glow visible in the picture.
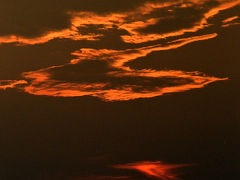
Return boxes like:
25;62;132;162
114;161;189;180
0;0;239;101
0;0;239;179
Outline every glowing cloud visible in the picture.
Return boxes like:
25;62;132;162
0;0;238;101
222;16;239;23
66;161;191;180
222;16;239;27
0;80;28;90
3;33;223;101
114;161;189;180
0;0;239;45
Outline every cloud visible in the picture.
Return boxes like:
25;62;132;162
0;33;226;101
0;0;239;45
39;161;191;180
0;0;149;37
114;161;190;180
222;16;239;27
0;80;28;90
1;0;239;101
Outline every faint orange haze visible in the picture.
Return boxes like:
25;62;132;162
0;0;239;101
114;161;190;180
69;161;191;180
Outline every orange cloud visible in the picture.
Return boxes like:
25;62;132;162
121;0;240;43
0;0;237;101
53;161;192;180
6;33;223;101
0;80;28;90
222;16;239;27
222;16;239;23
0;0;239;45
70;33;218;69
114;161;190;180
19;71;224;101
0;29;102;45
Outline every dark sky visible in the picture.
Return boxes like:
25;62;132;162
0;0;239;179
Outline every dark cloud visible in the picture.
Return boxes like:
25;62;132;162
0;0;149;37
0;0;234;39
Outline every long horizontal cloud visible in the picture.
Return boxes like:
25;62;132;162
48;161;190;180
0;33;226;101
114;161;190;180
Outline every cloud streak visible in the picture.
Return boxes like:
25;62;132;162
114;161;190;180
47;161;191;180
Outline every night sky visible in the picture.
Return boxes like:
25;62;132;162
0;0;239;179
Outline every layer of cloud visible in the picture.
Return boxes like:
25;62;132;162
0;0;239;101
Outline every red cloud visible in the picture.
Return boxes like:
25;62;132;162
114;161;190;180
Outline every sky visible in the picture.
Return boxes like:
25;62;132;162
0;0;239;179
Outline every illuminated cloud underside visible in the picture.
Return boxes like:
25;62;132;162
0;0;239;101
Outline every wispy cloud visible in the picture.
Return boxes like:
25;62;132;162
114;161;190;180
45;161;191;180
